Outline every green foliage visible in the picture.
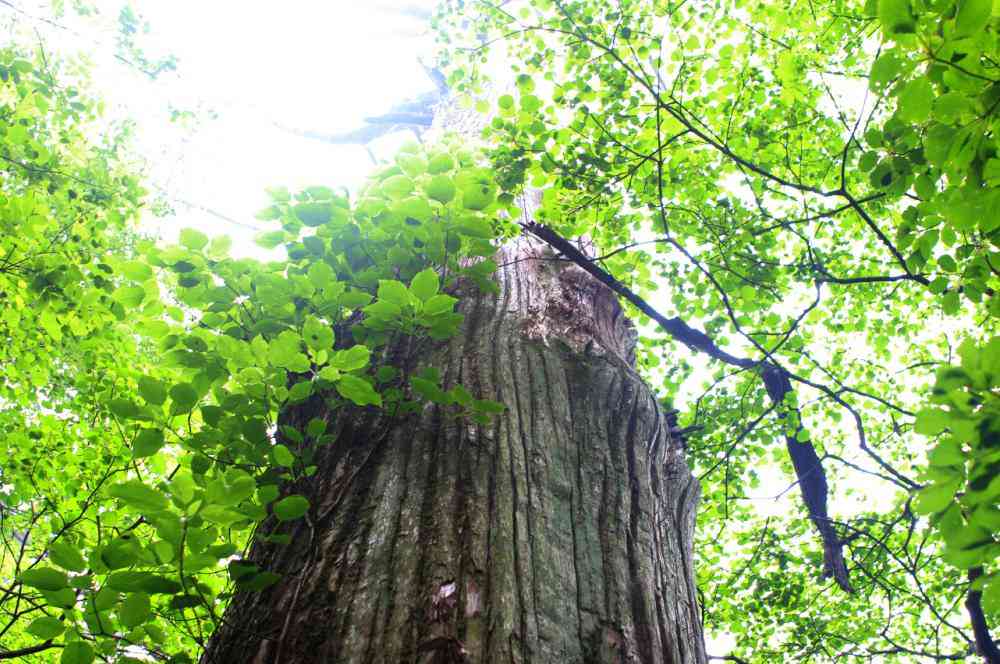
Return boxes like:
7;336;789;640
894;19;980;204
434;0;999;659
0;36;510;658
915;337;1000;610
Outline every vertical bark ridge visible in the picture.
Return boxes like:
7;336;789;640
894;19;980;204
201;245;707;664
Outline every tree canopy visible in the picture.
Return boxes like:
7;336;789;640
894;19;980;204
0;0;998;662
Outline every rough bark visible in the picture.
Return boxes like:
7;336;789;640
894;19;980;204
201;242;707;664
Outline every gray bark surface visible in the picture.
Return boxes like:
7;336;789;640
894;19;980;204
202;243;707;664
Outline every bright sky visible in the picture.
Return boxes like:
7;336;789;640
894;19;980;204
3;0;442;254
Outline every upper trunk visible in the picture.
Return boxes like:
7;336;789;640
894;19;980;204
201;240;707;664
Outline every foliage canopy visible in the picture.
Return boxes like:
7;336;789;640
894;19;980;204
1;0;999;662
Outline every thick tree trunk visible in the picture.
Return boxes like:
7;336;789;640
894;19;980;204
202;242;707;664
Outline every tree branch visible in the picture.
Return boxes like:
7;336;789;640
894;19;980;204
966;567;1000;664
521;219;853;592
0;639;59;659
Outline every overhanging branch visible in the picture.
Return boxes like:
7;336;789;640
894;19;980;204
521;219;854;592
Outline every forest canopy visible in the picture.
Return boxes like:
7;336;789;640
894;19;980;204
0;0;998;662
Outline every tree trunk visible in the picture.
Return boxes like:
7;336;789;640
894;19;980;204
201;241;707;664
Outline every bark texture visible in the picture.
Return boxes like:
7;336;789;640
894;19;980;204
202;243;707;664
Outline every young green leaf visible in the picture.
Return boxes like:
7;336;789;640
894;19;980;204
273;495;310;521
303;316;334;351
179;228;209;251
26;615;64;639
133;428;166;458
120;592;151;628
271;444;295;468
377;280;412;307
410;268;439;302
108;480;169;513
336;375;382;406
137;376;168;406
19;567;69;591
61;641;94;664
331;345;370;371
48;541;88;572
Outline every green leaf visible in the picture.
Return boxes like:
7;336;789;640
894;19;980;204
109;398;140;420
397;196;433;224
914;408;950;436
363;300;402;321
288;380;313;402
273;495;310;521
133;428;165;458
113;285;145;308
48;541;88;572
179;228;209;251
461;183;495;211
331;345;370;371
897;78;934;124
302;316;334;351
955;0;991;36
268;331;309;371
138;376;167;406
336;375;382;406
61;641;94;664
294;201;332;226
238;570;282;591
423;294;458;316
27;615;65;639
272;444;295;467
869;52;902;92
121;260;153;282
120;592;151;627
19;567;69;591
40;588;76;609
913;481;959;515
205;470;257;507
410;268;440;302
168;383;199;415
425;175;456;203
307;261;336;289
412;377;449;403
255;230;286;249
317;366;341;382
340;290;372;309
943;291;961;315
456;215;493;239
108;480;169;513
878;0;915;33
427;153;454;174
377;280;411;307
133;575;181;595
106;571;181;594
208;234;232;258
382;175;414;200
934;93;971;123
449;384;473;406
397;153;428;177
306;418;327;438
983;577;1000;614
200;504;246;526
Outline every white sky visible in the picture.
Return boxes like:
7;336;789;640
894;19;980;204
2;0;442;253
